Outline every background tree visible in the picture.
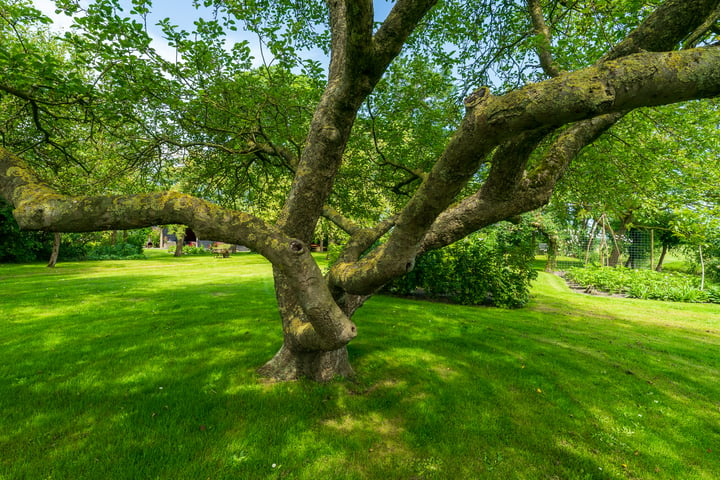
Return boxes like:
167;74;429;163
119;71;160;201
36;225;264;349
2;0;720;380
548;98;720;267
166;224;187;257
672;206;720;289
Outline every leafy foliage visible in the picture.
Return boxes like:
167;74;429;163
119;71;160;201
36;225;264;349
86;243;145;260
386;220;538;308
565;266;719;304
168;245;213;256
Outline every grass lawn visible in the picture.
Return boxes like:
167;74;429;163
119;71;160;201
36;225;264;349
1;251;719;479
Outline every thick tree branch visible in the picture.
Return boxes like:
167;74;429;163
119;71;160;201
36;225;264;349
470;48;720;135
329;46;720;294
478;129;551;203
321;204;397;263
420;112;626;252
277;0;438;244
0;147;355;351
276;0;375;241
327;0;374;80
417;0;720;253
372;0;439;71
604;0;720;59
685;3;720;47
336;215;397;264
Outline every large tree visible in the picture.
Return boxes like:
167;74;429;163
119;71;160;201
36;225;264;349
2;0;720;380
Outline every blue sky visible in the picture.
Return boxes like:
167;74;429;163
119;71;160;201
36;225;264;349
32;0;395;70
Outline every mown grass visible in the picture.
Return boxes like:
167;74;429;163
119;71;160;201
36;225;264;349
1;251;719;479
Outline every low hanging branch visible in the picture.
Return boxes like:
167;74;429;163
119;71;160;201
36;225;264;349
0;146;356;351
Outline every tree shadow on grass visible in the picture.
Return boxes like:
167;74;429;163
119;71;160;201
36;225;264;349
345;294;720;479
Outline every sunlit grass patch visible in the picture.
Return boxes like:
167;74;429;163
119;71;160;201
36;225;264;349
1;257;720;478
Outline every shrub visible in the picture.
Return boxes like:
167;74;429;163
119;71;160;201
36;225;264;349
0;199;53;262
57;235;92;261
168;245;212;256
707;257;720;284
385;220;538;308
86;243;145;260
707;286;720;304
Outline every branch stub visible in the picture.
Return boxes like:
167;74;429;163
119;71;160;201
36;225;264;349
463;87;490;110
289;240;305;253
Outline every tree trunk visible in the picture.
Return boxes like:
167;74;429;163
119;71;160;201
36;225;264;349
655;244;668;272
47;232;61;268
257;343;353;382
174;233;184;257
699;244;705;290
531;216;559;272
256;268;355;382
545;234;559;272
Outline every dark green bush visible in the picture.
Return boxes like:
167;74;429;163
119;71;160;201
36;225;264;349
707;286;720;304
385;221;538;308
0;199;53;262
57;235;92;261
86;243;145;260
707;257;720;284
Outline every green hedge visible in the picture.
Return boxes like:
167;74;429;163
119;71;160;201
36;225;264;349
168;245;213;256
86;243;145;260
384;221;538;308
0;199;54;262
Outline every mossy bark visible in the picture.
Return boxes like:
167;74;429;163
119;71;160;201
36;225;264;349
256;267;356;381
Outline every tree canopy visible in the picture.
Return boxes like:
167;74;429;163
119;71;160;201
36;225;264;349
2;0;720;380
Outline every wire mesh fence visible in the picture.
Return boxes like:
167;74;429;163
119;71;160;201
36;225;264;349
537;214;660;272
553;227;656;271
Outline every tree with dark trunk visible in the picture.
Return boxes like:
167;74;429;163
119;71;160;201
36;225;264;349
47;232;61;268
2;0;720;380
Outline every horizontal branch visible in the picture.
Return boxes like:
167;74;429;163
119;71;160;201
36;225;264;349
0;147;355;350
470;47;720;137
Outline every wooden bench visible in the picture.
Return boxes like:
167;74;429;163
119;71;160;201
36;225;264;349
212;247;230;258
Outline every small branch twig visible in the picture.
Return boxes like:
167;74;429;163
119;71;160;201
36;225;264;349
527;0;560;77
